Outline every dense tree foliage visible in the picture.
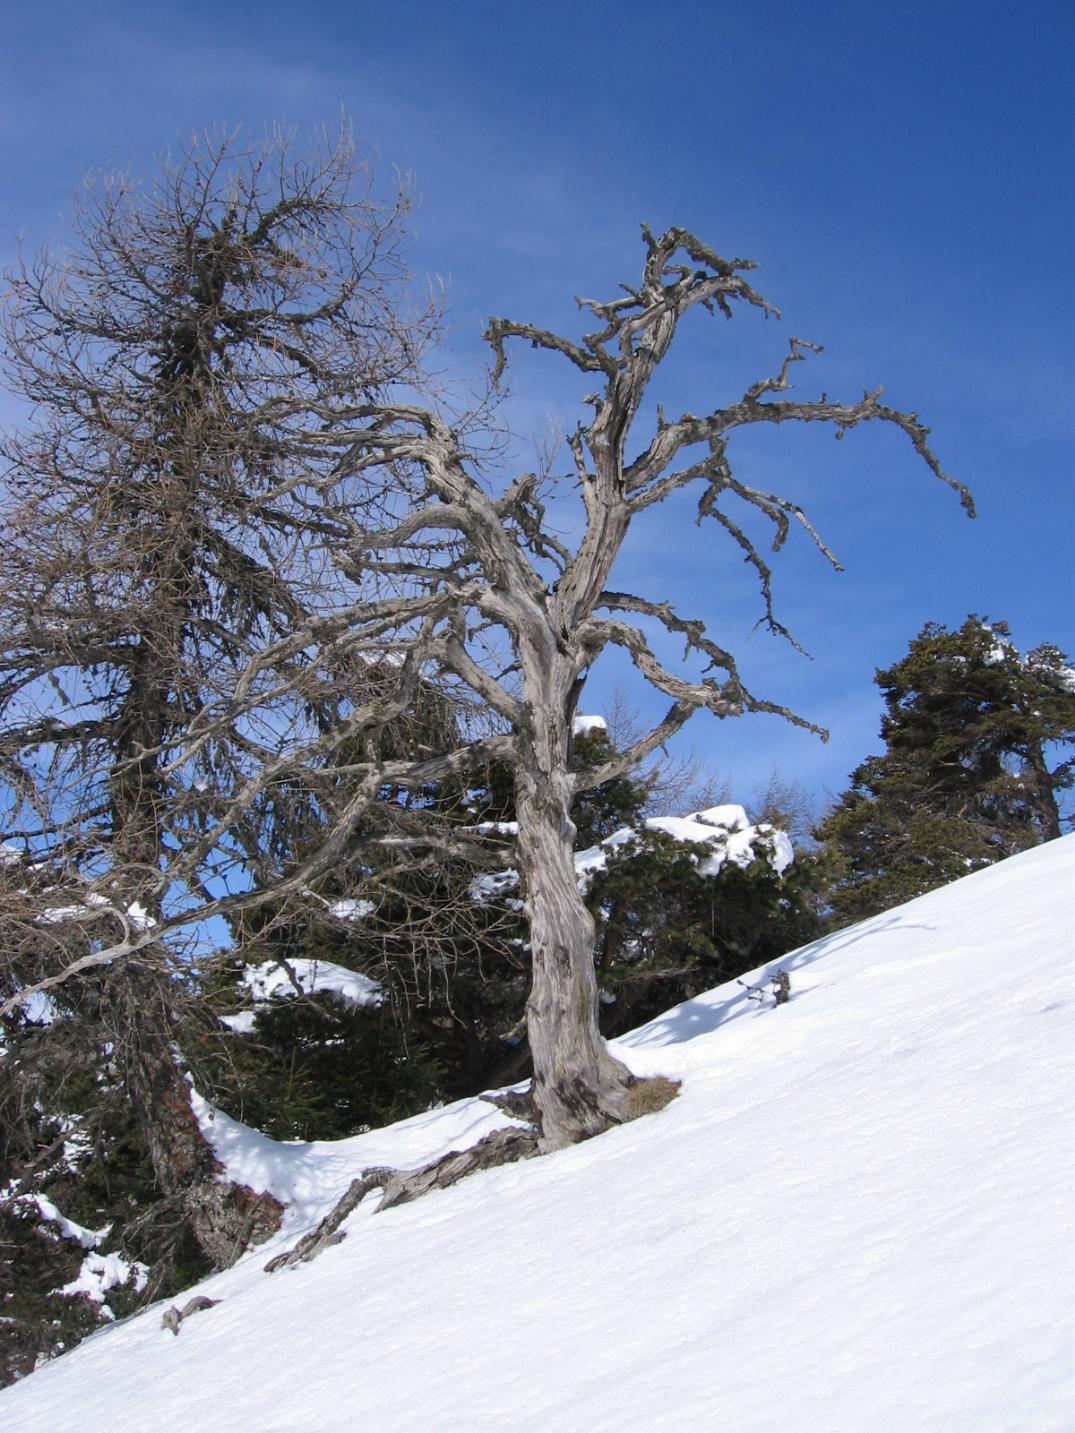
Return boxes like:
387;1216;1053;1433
817;617;1075;923
588;830;827;1036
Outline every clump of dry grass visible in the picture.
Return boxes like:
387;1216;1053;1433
623;1075;681;1121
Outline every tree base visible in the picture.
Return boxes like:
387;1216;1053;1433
189;1182;284;1269
265;1075;679;1273
265;1125;539;1272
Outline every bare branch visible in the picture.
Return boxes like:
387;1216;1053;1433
484;317;615;388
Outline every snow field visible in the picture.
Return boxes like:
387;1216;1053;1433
4;837;1074;1431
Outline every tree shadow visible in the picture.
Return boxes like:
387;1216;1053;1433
616;913;936;1051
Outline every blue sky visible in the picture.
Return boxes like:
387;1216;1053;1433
3;0;1072;812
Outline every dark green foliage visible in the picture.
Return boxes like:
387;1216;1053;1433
203;937;528;1141
203;739;528;1138
817;617;1075;924
569;729;651;846
201;997;447;1141
192;647;519;1133
0;1203;103;1386
586;827;825;1036
573;727;823;1034
0;1004;213;1384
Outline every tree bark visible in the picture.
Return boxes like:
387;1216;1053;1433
514;649;633;1151
1025;737;1062;842
102;968;283;1267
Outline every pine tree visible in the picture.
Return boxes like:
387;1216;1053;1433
817;617;1075;923
585;813;825;1036
201;673;526;1137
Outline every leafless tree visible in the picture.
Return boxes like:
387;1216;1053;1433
224;225;972;1159
750;768;820;846
0;123;440;1264
602;688;731;817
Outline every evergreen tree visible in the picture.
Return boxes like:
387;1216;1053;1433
201;674;526;1138
817;617;1075;923
585;812;825;1036
202;835;524;1139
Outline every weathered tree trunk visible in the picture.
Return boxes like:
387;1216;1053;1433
1024;738;1062;842
104;667;283;1266
100;330;285;1265
514;650;634;1152
102;965;284;1267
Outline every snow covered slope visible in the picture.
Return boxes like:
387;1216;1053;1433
5;838;1075;1432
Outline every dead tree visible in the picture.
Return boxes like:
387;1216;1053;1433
0;123;438;1266
247;226;972;1154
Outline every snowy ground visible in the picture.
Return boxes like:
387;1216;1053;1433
4;837;1075;1432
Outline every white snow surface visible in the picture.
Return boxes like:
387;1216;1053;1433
576;802;794;884
572;712;607;736
58;1253;148;1312
238;957;383;1010
217;1009;257;1035
326;897;374;922
35;890;111;924
6;837;1075;1431
125;901;156;932
221;957;383;1033
13;1195;110;1251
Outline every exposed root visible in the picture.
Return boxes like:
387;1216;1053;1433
266;1075;679;1275
160;1295;219;1336
479;1086;538;1122
265;1126;540;1273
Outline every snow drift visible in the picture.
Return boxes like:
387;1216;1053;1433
4;837;1074;1432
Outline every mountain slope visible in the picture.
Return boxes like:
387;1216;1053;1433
5;838;1074;1432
